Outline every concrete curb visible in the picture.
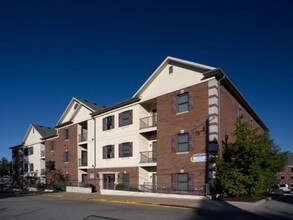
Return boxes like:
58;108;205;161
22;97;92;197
42;193;196;211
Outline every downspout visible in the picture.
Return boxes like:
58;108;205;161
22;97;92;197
217;74;226;154
92;116;97;190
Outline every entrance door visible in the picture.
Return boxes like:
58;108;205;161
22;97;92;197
81;174;88;186
103;174;115;189
81;151;87;166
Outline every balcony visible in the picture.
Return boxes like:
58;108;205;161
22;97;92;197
79;158;88;167
40;150;45;158
140;116;157;129
140;151;157;164
78;131;88;142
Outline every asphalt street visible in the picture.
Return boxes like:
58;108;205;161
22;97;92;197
0;194;292;220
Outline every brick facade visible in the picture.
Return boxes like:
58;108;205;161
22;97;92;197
219;85;265;152
157;82;209;190
45;124;78;185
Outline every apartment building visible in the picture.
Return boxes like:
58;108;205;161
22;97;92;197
10;124;56;186
11;57;268;195
44;98;104;186
84;57;268;193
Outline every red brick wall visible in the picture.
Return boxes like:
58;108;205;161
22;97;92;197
45;124;78;184
219;85;265;153
156;82;209;189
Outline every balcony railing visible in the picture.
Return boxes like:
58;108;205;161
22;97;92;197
78;132;88;142
140;116;157;129
79;158;88;167
41;150;45;157
140;151;157;163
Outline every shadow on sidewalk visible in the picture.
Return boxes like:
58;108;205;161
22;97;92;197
190;199;292;220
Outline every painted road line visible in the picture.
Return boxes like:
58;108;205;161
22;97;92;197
42;193;196;211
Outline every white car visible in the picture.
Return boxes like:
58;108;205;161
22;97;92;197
278;184;291;193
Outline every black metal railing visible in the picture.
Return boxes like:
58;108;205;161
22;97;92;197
78;158;88;167
140;116;157;129
78;132;88;142
140;184;206;196
140;151;157;163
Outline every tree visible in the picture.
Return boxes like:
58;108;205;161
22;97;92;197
211;117;288;197
0;157;10;176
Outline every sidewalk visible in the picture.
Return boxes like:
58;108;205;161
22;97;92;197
43;192;206;210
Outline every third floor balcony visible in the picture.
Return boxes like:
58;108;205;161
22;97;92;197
140;115;157;129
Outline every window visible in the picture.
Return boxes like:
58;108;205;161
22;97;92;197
123;173;129;187
74;103;79;110
172;92;194;114
119;110;133;127
64;128;69;140
291;167;293;172
103;145;114;159
50;141;55;151
172;132;194;153
291;184;293;188
119;142;133;158
291;176;293;180
178;93;189;113
28;146;34;155
281;176;285;179
178;133;189;152
30;163;34;172
169;65;173;74
171;173;194;192
103;115;114;130
177;173;188;191
64;151;70;162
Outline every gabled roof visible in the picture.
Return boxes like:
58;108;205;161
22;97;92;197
77;98;104;112
56;97;104;126
91;97;140;116
133;56;216;98
32;124;56;139
22;124;56;144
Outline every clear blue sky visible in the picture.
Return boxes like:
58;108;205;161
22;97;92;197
0;0;292;159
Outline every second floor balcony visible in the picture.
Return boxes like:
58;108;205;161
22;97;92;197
140;151;157;164
78;158;88;167
78;131;88;142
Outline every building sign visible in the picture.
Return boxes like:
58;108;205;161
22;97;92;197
190;153;207;163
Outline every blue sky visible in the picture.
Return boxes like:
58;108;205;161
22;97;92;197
0;0;292;159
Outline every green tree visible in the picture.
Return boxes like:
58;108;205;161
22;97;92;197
212;117;288;197
0;157;10;177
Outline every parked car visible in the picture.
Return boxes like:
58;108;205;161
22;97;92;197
278;184;291;193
